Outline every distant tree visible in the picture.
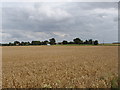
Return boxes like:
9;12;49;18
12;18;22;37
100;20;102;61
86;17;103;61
44;40;49;45
21;42;30;46
84;40;89;44
41;41;44;45
41;40;49;45
88;39;93;44
49;38;56;45
68;41;74;44
14;41;20;46
94;40;98;45
58;42;62;45
62;40;68;45
25;42;30;46
2;38;99;46
73;38;83;44
10;42;14;46
8;42;12;46
31;41;41;45
21;42;25;46
2;44;9;46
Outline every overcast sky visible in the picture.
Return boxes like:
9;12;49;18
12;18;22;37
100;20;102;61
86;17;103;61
1;2;118;43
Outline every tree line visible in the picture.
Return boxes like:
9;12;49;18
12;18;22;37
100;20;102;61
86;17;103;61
1;38;98;46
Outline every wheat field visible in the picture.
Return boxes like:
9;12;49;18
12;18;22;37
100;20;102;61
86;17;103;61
2;46;118;88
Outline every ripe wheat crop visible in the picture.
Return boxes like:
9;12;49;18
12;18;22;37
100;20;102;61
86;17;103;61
2;46;118;88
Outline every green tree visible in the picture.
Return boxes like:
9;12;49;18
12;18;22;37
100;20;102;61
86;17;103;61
9;42;12;46
62;40;68;45
73;38;83;44
21;42;26;46
31;41;41;45
68;41;74;44
49;38;56;45
94;40;98;45
42;40;49;45
14;41;20;46
84;40;89;44
88;39;93;44
24;42;30;46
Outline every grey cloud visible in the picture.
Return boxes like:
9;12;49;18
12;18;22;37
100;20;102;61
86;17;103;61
2;2;118;43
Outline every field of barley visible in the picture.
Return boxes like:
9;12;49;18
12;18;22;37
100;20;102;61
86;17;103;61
0;47;2;89
2;46;118;88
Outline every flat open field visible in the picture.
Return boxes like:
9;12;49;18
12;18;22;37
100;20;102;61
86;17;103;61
2;46;118;88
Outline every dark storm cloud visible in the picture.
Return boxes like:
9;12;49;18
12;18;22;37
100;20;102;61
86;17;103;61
2;2;118;43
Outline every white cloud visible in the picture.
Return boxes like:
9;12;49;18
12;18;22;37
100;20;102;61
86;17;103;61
92;8;117;15
27;4;72;22
53;32;69;37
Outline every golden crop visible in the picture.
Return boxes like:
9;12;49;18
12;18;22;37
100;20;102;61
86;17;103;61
2;46;118;88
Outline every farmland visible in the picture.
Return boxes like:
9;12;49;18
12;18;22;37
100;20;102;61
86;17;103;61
2;46;118;88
